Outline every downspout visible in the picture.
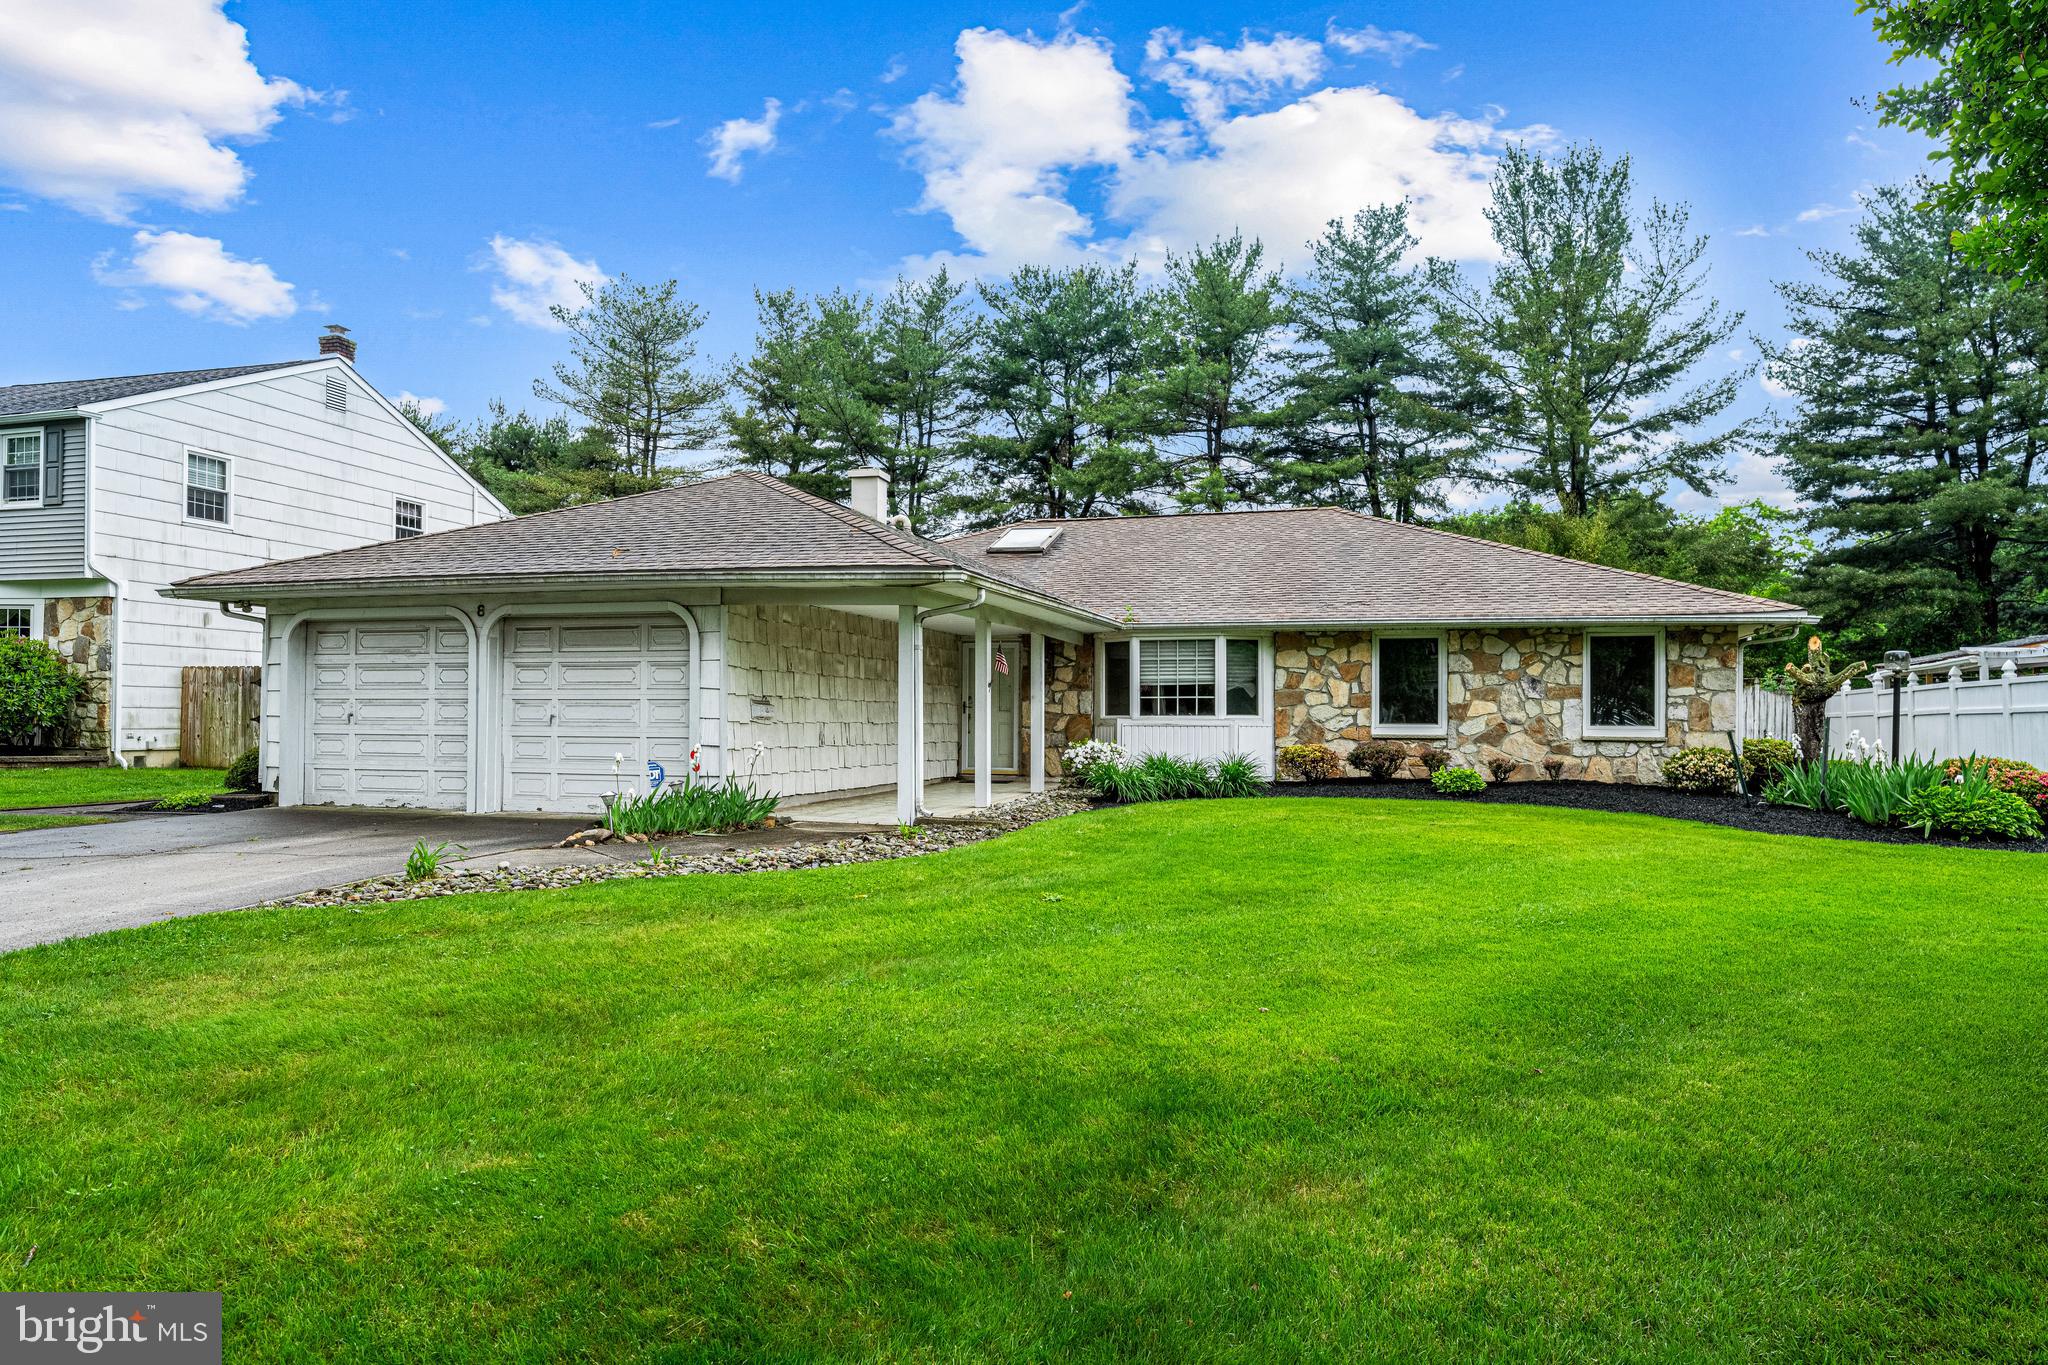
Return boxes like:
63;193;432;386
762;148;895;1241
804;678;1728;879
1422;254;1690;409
78;417;129;768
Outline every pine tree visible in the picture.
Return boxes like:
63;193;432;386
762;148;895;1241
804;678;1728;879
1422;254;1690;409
1269;204;1452;520
1770;183;2048;651
723;289;890;501
876;270;975;529
960;263;1159;524
1430;144;1751;514
532;274;723;482
1145;231;1287;511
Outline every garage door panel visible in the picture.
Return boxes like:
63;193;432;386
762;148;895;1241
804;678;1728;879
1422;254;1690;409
303;619;468;811
499;615;691;814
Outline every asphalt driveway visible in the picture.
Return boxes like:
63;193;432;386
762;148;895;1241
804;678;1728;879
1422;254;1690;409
0;807;585;953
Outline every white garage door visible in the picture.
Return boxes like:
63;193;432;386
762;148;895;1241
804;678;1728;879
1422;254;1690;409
501;618;691;814
305;621;470;809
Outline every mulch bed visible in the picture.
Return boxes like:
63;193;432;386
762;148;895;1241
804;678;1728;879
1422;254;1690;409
1280;778;2048;853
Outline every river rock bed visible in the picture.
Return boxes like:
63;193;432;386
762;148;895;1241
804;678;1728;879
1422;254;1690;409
255;791;1092;909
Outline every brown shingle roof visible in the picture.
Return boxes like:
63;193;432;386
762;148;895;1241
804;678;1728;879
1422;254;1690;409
171;471;1069;602
943;507;1807;625
0;361;314;417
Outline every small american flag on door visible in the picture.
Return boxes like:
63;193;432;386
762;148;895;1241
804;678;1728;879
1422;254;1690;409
994;648;1009;676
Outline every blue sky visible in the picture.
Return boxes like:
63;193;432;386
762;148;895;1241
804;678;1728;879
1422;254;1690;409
0;1;1927;509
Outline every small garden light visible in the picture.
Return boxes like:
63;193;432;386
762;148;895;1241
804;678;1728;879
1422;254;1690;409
1883;649;1911;761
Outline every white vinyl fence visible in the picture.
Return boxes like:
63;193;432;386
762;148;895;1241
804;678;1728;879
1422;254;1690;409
1822;660;2048;766
1741;684;1796;743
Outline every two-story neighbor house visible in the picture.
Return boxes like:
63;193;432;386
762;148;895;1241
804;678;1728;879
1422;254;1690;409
0;329;506;765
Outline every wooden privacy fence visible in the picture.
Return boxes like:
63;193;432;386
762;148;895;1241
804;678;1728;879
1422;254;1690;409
1825;660;2048;767
1742;685;1796;742
180;665;261;768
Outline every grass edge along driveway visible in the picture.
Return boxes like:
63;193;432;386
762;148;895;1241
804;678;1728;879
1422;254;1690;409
2;798;2044;1362
0;766;224;818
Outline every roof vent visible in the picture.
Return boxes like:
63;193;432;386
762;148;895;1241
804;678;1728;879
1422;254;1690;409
988;526;1062;554
323;374;348;413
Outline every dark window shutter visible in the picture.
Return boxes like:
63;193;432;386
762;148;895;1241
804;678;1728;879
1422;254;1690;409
41;428;63;506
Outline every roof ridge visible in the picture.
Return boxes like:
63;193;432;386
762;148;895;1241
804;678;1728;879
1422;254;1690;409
1333;508;1795;613
729;470;950;567
0;359;312;394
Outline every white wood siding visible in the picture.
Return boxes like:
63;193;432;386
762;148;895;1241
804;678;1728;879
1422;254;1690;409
92;365;502;757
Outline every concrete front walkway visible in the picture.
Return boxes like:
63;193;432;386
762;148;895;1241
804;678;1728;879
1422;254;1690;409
0;807;585;952
792;778;1034;826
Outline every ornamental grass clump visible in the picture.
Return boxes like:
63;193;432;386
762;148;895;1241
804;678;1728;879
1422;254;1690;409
608;775;780;837
1081;750;1264;803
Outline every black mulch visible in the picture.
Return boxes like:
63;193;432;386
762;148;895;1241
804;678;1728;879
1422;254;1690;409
1274;779;2048;853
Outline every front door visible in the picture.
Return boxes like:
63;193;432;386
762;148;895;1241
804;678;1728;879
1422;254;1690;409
960;638;1020;774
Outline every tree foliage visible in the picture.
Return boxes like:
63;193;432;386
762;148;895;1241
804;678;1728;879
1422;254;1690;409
1863;0;2048;281
1769;183;2048;653
1429;144;1752;516
534;274;723;482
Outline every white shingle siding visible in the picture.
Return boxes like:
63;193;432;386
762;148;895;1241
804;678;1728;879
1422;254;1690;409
722;604;960;799
92;365;502;757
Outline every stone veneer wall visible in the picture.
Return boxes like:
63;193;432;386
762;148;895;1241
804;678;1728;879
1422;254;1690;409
43;596;113;752
1275;625;1742;783
1020;637;1095;779
721;604;961;799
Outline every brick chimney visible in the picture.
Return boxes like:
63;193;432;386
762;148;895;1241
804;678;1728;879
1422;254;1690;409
318;324;356;363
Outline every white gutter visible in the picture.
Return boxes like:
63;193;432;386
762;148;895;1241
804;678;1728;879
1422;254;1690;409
78;416;128;767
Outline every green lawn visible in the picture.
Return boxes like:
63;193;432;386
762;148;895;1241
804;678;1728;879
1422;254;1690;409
0;764;224;809
3;800;2045;1362
0;812;107;834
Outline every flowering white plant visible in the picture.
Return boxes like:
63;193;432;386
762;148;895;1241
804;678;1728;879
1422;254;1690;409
1843;729;1890;765
1063;739;1131;781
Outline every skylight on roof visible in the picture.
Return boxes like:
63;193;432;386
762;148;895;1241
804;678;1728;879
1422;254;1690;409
988;526;1062;554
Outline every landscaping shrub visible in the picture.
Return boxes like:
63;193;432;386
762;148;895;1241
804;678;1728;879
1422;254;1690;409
1484;755;1516;781
1741;738;1797;788
1136;751;1217;800
1901;783;2044;842
1763;755;1960;828
1945;756;2048;815
1661;746;1738;794
1346;740;1404;779
608;775;779;836
1419;749;1450;774
1210;753;1264;799
152;792;214;812
1430;766;1486;795
1276;744;1343;781
0;636;83;745
1062;739;1130;784
224;746;261;792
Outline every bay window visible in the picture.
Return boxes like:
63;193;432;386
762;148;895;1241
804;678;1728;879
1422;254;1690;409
1372;632;1445;736
1099;637;1264;719
1585;630;1664;737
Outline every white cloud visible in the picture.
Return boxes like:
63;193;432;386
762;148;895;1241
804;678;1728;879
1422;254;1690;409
705;98;782;182
0;0;310;219
888;26;1543;277
1143;28;1325;129
1796;201;1851;223
481;234;605;328
647;115;684;130
880;55;908;84
397;391;445;417
889;28;1142;272
1325;22;1435;65
1733;224;1773;238
1846;128;1880;152
94;229;296;322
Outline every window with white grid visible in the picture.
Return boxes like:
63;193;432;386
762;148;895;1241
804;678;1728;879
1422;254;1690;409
395;498;424;539
3;431;41;504
1138;638;1217;716
0;604;32;639
186;451;229;524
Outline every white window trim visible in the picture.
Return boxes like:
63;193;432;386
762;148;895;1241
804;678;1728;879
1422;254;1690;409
1097;634;1269;724
1583;627;1667;740
395;497;424;539
0;598;40;640
1370;629;1448;737
183;447;234;529
2;428;44;508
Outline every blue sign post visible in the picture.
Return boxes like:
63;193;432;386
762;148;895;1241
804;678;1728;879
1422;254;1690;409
647;760;665;791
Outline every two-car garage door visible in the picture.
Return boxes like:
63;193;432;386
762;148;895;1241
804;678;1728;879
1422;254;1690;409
301;616;690;815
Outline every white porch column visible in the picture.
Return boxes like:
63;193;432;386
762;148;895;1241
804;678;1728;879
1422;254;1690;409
1029;631;1046;793
974;614;994;808
896;605;922;825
